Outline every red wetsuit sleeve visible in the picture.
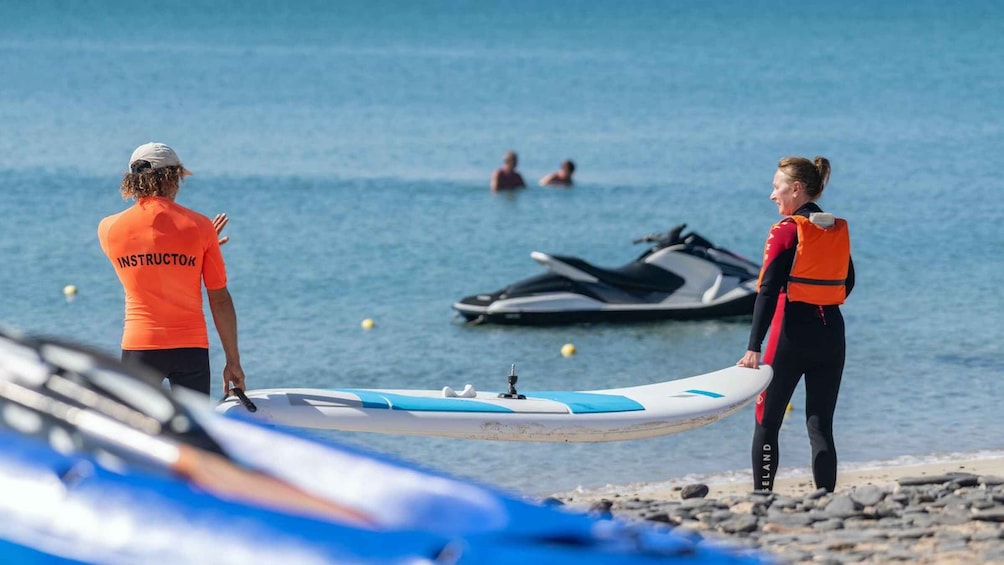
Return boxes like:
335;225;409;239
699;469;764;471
746;220;797;352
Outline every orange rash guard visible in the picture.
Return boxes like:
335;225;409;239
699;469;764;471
98;197;227;349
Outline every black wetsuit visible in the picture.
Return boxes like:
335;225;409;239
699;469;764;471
747;202;855;492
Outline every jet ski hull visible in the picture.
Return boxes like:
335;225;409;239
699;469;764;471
454;290;756;325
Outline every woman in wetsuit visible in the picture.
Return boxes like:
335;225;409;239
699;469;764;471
738;156;855;493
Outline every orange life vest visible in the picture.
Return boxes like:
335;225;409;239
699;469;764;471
758;214;851;305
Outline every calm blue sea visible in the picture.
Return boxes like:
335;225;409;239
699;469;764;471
1;0;1002;496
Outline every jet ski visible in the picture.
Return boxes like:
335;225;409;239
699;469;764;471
453;224;761;325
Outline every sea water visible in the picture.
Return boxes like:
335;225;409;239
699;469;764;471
1;0;1002;496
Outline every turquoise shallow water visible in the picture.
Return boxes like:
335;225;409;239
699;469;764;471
1;0;1002;495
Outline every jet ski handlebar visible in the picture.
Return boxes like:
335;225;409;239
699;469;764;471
632;223;688;246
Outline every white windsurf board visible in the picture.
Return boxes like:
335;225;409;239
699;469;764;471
216;365;771;442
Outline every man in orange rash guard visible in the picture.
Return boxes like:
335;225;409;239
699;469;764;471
98;142;246;397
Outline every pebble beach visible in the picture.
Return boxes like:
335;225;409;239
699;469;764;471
553;456;1004;564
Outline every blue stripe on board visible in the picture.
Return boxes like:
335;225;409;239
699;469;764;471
325;389;391;409
527;392;644;414
685;389;724;398
334;389;515;413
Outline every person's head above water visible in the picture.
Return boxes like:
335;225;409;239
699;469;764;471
502;150;518;171
120;142;192;201
539;159;575;187
771;156;830;216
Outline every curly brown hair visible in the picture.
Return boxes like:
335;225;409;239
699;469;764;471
119;165;189;200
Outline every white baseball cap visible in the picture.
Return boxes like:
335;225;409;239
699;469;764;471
129;142;182;172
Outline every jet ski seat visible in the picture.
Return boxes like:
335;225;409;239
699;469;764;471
549;255;685;294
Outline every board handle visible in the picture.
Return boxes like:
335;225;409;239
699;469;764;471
229;388;258;412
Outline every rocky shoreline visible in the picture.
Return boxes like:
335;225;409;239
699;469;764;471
555;472;1004;564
